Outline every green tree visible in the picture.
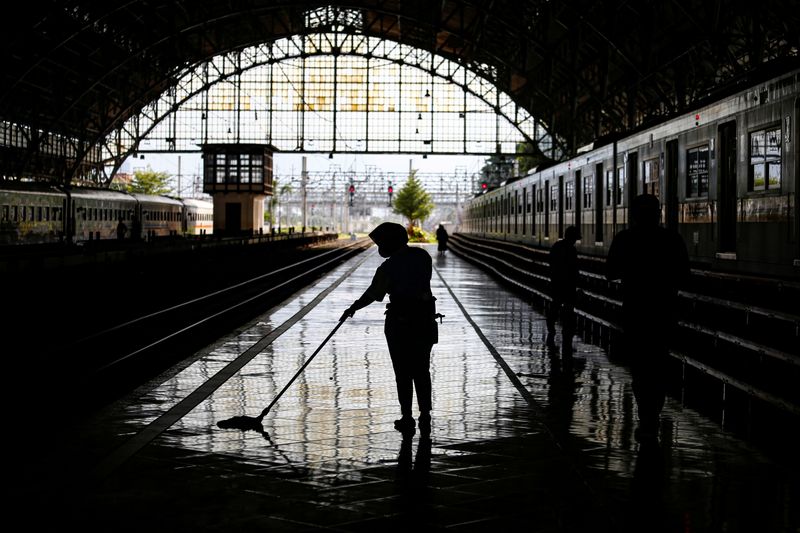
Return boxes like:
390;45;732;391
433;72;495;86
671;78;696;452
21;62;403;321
392;170;434;232
265;178;290;226
515;142;547;175
123;167;173;195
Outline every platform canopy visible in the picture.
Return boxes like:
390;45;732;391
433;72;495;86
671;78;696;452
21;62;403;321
1;1;798;185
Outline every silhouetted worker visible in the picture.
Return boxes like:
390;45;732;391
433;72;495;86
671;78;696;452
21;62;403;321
341;222;438;436
116;217;127;240
436;224;449;256
606;194;689;442
546;226;580;354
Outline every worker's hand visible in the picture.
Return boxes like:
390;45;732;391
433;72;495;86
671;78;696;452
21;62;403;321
340;306;355;322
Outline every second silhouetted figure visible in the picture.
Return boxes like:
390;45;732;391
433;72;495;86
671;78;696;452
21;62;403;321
607;194;689;442
546;225;580;354
341;222;438;436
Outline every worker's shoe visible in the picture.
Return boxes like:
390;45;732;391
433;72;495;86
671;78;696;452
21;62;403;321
394;416;416;436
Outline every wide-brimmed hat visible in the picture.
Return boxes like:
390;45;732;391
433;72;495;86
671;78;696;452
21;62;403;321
368;222;408;249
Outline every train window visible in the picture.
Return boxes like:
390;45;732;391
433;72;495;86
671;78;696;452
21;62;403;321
1;205;7;221
44;207;50;221
583;176;593;209
36;206;41;222
28;206;34;221
644;158;660;197
686;145;709;197
12;205;18;221
749;127;781;191
550;185;558;211
616;167;625;205
565;181;574;210
606;170;613;205
216;169;225;184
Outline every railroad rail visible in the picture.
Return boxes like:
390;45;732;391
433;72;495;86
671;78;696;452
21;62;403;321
448;232;800;440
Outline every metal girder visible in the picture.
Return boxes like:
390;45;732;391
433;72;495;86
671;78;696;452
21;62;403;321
1;0;798;186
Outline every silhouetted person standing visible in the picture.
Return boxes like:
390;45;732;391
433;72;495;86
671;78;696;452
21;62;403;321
546;226;580;354
116;217;127;240
341;222;438;436
606;194;689;442
436;224;449;256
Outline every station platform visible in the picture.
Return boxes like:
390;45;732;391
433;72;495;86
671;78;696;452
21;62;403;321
20;244;798;532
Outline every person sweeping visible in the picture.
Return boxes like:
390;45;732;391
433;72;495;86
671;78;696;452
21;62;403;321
341;222;440;437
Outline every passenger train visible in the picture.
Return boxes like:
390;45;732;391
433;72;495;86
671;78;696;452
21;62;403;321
0;184;213;245
462;68;800;278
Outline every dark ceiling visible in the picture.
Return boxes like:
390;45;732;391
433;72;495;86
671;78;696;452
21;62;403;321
2;0;799;182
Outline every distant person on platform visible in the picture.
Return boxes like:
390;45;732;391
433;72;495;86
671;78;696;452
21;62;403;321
436;224;449;256
606;193;689;443
546;225;580;354
116;217;127;240
340;222;439;437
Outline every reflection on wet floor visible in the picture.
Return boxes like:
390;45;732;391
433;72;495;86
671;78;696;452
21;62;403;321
64;245;797;531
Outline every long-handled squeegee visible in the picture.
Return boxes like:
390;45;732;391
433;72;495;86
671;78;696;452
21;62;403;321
217;316;347;432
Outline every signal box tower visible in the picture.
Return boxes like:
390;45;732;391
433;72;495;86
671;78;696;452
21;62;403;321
202;144;275;235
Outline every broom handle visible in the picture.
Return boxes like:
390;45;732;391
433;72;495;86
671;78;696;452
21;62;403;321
257;317;347;421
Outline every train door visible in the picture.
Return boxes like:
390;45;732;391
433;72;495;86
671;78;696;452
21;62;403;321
531;184;537;238
795;97;799;261
521;188;527;236
544;179;550;239
665;139;679;231
558;175;564;238
575;170;582;234
626;152;638;209
718;121;737;253
507;192;512;236
595;163;603;243
514;189;519;235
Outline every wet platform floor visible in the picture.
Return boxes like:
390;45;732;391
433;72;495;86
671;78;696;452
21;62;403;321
19;245;799;532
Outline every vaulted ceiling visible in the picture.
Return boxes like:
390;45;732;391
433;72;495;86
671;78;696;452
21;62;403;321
2;0;798;182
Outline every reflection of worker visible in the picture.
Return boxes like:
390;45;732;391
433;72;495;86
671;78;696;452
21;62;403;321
341;222;438;437
607;194;689;442
546;226;580;354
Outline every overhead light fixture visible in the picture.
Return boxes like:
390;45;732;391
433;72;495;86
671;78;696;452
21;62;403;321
425;89;430;97
417;113;422;120
329;153;334;159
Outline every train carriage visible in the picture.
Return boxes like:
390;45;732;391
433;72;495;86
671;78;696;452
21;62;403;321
130;193;184;239
69;188;137;243
0;183;66;244
182;198;214;236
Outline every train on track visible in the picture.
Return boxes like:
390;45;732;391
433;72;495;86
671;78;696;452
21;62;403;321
0;184;213;244
462;68;799;278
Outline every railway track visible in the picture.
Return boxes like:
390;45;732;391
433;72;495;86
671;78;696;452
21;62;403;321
13;237;372;416
448;232;800;447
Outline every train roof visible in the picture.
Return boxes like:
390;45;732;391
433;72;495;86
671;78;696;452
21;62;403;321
128;192;184;206
67;187;135;202
0;182;65;196
180;198;213;208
